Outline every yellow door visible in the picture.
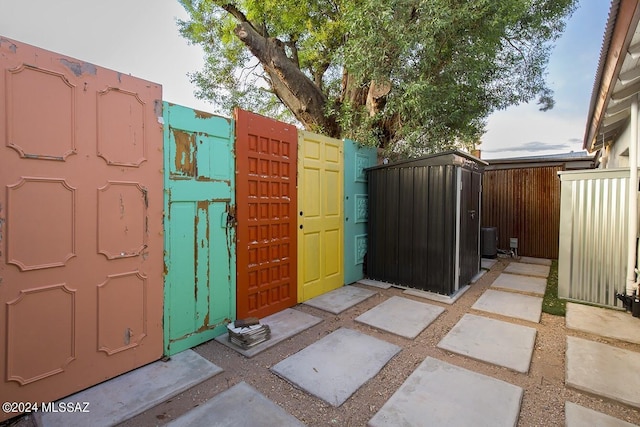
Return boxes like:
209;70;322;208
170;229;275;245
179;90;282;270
298;131;344;301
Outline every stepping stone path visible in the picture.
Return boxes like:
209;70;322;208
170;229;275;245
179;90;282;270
165;382;305;427
214;308;322;358
302;285;376;314
53;256;640;427
472;289;543;323
491;272;547;295
566;336;640;409
355;296;445;339
270;328;401;407
369;357;523;427
504;261;550;278
565;401;638;427
437;313;537;373
35;350;223;427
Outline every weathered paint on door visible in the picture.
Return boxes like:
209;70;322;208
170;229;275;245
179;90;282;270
235;109;298;319
298;131;344;301
343;139;377;285
0;37;163;420
163;102;235;356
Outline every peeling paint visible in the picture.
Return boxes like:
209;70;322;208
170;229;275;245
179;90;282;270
172;129;196;177
154;100;163;118
225;203;235;275
141;187;149;208
59;58;97;77
124;328;132;345
194;109;214;119
119;193;125;218
164;102;235;354
24;153;64;161
0;37;17;53
194;212;200;299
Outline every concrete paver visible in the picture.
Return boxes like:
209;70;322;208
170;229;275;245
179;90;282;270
271;328;401;407
491;272;547;295
215;308;322;358
566;336;640;409
164;382;305;427
368;357;523;427
403;284;470;305
35;350;222;427
357;279;392;289
472;289;542;323
504;262;550;278
481;258;498;269
519;256;552;266
355;296;445;339
303;285;377;314
437;313;537;373
565;401;638;427
566;302;640;345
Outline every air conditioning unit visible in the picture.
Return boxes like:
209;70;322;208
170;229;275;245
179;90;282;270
481;227;497;258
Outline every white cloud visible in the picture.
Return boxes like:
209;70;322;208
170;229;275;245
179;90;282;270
480;103;587;159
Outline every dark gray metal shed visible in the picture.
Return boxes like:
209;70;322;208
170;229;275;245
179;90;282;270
366;150;486;295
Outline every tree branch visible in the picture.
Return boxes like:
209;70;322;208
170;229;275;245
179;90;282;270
220;2;267;37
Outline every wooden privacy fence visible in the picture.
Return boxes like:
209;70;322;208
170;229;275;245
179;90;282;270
481;156;594;259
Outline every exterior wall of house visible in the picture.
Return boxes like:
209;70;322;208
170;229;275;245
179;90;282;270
603;120;631;169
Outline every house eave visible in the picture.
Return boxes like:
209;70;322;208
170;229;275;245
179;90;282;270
584;0;640;153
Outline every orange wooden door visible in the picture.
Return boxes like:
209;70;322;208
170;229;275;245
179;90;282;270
0;37;163;420
234;109;297;319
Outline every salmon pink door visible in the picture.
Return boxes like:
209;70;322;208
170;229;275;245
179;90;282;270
235;109;297;319
0;37;164;420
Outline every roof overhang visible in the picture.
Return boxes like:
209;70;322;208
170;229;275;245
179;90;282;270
584;0;640;153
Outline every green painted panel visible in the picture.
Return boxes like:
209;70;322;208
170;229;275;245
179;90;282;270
343;139;377;284
163;102;236;356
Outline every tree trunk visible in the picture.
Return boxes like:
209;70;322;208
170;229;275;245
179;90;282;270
233;21;340;137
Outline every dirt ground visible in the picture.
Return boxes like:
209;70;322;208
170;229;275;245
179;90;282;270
10;257;640;426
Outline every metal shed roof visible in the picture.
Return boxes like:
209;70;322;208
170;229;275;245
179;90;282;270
366;149;488;171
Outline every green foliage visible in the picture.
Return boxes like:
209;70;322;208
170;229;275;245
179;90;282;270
178;0;576;154
543;259;566;316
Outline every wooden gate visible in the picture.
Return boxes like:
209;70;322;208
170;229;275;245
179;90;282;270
163;102;235;355
234;109;298;319
343;139;377;285
0;38;163;419
298;131;344;301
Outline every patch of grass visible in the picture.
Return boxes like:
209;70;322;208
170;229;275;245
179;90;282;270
542;259;565;316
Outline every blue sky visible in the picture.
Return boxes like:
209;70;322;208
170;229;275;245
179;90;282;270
0;0;610;159
481;1;610;158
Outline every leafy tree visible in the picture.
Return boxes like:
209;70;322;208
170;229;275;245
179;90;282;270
178;0;576;156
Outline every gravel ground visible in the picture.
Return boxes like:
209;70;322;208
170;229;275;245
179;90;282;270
9;257;640;426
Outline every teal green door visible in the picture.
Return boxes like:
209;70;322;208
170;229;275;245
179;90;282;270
163;102;235;355
343;139;377;284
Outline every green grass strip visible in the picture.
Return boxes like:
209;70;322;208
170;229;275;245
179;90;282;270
542;259;566;316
